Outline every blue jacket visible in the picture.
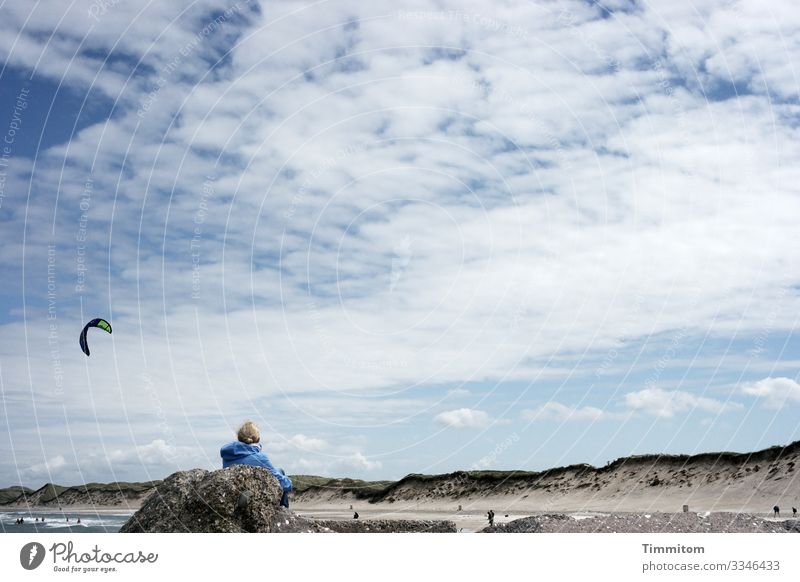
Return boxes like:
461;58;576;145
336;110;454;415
220;441;293;491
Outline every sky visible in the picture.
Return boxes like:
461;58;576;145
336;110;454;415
1;0;799;488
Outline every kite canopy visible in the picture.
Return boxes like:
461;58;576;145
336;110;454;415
79;318;112;356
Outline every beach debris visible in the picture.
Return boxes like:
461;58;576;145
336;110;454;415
480;512;798;533
314;519;455;533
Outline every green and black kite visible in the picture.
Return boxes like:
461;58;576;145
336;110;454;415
79;318;112;356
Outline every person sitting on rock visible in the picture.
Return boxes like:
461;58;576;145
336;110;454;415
220;420;293;508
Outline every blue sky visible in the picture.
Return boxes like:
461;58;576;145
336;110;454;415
1;0;800;488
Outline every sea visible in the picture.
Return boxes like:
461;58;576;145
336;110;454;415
0;510;132;533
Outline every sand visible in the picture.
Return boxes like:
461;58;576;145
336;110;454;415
294;493;800;532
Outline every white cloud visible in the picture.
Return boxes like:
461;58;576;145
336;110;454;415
522;402;619;422
24;455;67;479
526;388;743;422
446;388;470;397
741;377;800;409
108;439;199;466
435;408;492;429
288;451;382;475
269;433;329;453
623;388;741;418
265;433;381;475
286;434;329;452
336;452;382;472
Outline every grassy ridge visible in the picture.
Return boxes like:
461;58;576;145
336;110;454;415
0;481;163;505
33;484;70;504
70;481;162;493
290;475;395;499
0;486;33;504
4;440;798;505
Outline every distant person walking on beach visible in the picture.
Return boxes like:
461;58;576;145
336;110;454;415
793;507;797;517
773;505;780;517
220;421;293;508
487;510;495;527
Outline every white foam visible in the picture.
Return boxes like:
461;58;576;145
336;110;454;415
40;522;77;529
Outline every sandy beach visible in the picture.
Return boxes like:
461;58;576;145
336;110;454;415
3;499;797;533
293;501;798;532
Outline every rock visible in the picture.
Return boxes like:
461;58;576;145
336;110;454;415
480;512;800;533
120;465;321;533
480;516;544;533
782;520;800;533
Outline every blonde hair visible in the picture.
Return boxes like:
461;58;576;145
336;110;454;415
237;421;260;444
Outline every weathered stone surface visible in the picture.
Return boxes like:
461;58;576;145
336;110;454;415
480;513;800;533
315;519;457;533
120;466;321;533
782;520;800;533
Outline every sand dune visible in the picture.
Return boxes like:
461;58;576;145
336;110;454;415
293;440;800;515
4;441;798;518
